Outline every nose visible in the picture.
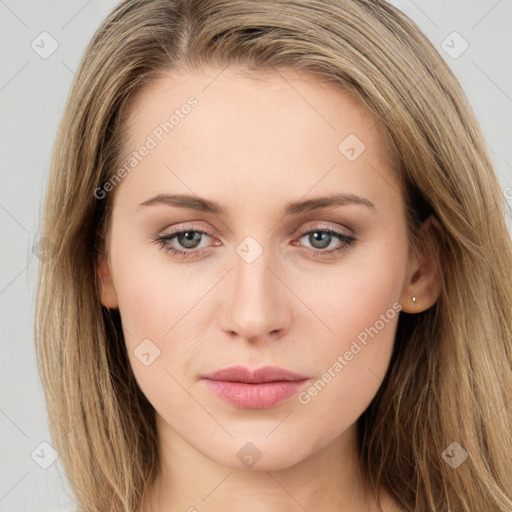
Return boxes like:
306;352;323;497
220;244;291;343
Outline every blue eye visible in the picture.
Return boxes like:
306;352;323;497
151;226;215;258
151;225;356;258
297;228;356;256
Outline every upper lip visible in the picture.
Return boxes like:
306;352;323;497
202;365;308;383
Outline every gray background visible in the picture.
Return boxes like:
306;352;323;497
1;0;511;510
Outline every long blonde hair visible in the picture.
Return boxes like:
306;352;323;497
35;1;512;510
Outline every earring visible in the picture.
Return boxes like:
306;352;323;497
412;296;417;302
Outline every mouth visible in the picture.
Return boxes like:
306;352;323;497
201;365;309;409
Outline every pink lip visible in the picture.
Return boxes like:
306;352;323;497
201;365;309;409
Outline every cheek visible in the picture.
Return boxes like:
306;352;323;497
110;243;220;407
297;233;407;347
111;235;204;341
293;240;407;425
297;237;407;388
115;268;199;416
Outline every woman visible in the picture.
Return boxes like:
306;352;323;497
34;0;512;511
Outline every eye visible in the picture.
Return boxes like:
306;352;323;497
150;224;357;259
294;227;356;256
150;224;218;258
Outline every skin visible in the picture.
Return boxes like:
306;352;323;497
97;66;441;512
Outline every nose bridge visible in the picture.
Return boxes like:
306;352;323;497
222;237;287;340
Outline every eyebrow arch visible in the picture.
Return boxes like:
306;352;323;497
136;192;375;215
284;193;375;214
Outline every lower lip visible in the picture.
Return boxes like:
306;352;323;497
202;379;309;409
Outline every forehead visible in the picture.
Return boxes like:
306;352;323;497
123;65;393;155
113;65;401;211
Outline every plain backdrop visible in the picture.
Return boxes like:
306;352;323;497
1;0;511;510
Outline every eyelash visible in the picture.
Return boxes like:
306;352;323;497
150;224;357;259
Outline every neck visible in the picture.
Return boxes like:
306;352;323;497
140;415;388;512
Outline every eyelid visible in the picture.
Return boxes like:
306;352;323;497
295;222;354;239
160;222;217;239
158;221;354;242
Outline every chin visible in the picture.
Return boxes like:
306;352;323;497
203;436;313;472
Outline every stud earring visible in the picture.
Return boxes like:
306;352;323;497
412;296;417;302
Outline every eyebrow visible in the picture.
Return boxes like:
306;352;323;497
137;193;375;215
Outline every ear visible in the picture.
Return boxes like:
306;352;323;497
400;215;444;313
96;250;119;309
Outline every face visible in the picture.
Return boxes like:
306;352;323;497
97;66;418;472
